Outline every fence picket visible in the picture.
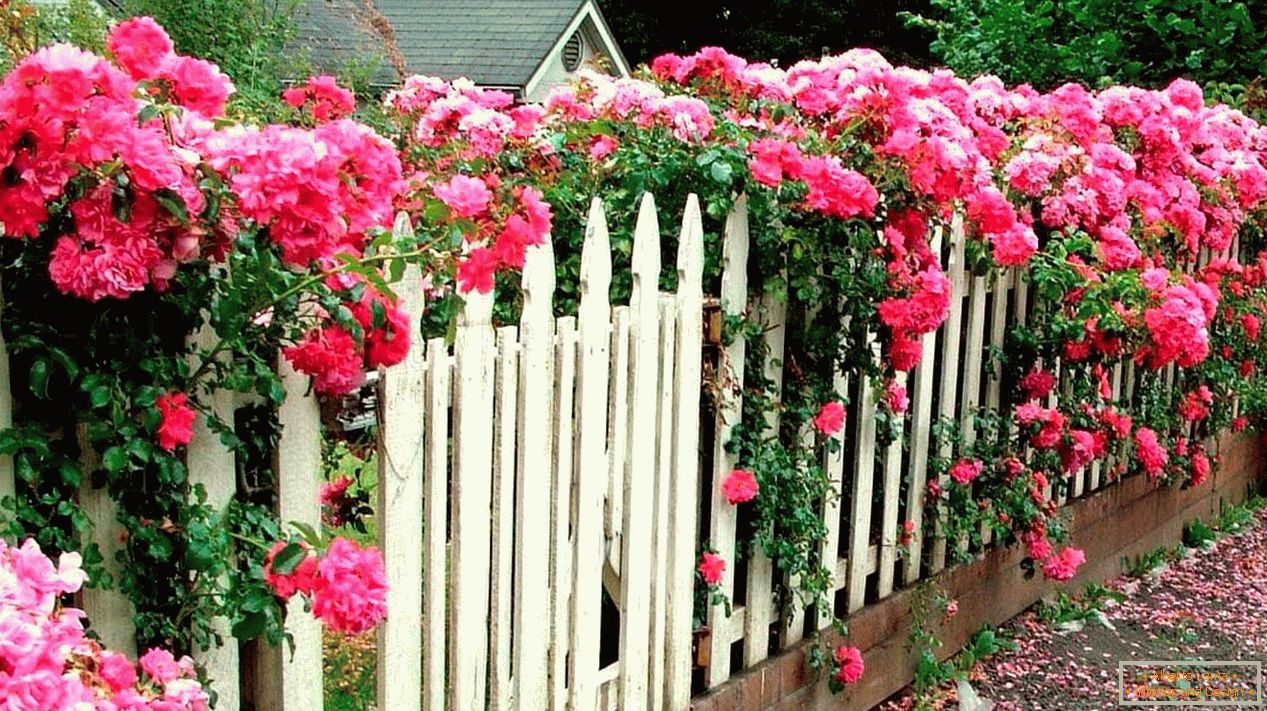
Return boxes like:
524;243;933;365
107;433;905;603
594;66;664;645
78;425;136;658
606;307;631;578
515;242;557;710
930;219;966;572
489;327;518;711
375;216;427;711
877;369;906;598
422;337;451;711
744;274;784;660
847;340;879;613
255;357;323;711
819;363;847;624
705;196;750;687
649;295;676;711
450;289;495;711
571;199;613;711
666;194;704;711
186;322;239;710
550;316;578;711
618;193;662;710
902;228;943;584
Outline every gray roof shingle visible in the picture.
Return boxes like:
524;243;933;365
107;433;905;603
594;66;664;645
293;0;588;88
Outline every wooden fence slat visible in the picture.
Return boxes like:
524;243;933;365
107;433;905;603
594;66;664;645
375;217;427;711
618;193;663;710
421;337;451;711
550;317;578;711
744;274;784;661
704;195;750;688
184;320;239;709
78;425;137;658
649;295;676;711
819;364;847;624
666;194;704;711
489;327;518;711
846;342;878;613
571;199;613;711
981;270;1009;546
256;356;323;711
902;228;943;585
930;220;966;572
606;307;631;576
449;289;495;711
515;241;556;711
877;369;906;598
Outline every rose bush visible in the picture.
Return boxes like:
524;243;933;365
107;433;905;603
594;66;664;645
6;16;1267;699
0;18;523;675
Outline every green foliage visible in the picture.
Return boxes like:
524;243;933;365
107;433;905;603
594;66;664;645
120;0;304;116
1184;518;1218;547
1123;545;1179;577
1037;583;1126;626
598;0;936;67
0;0;107;73
908;0;1267;93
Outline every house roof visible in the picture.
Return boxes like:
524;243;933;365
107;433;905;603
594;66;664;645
293;0;617;89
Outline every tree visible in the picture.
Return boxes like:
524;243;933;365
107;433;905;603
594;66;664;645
598;0;936;67
907;0;1267;92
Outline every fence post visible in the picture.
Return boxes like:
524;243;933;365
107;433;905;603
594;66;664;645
846;340;878;613
704;195;749;688
514;240;556;710
665;194;704;711
570;198;612;711
254;355;323;711
186;319;240;710
78;425;137;658
375;214;426;711
618;193;662;710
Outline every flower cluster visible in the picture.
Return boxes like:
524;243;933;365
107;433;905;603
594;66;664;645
0;538;209;709
263;537;388;635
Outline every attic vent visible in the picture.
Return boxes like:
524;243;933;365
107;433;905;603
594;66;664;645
562;31;584;71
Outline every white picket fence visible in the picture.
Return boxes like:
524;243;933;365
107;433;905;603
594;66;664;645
3;190;1246;711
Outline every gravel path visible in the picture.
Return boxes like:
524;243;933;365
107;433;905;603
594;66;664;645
879;505;1267;710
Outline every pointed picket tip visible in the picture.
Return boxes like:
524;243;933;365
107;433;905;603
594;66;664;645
719;194;750;304
520;239;556;323
392;211;414;238
631;192;661;282
580;197;612;297
457;287;494;327
677;194;704;293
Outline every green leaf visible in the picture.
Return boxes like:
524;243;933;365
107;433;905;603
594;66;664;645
710;161;734;185
231;611;269;641
289;521;323;548
89;386;111;408
102;446;128;473
270;542;307;575
28;361;49;399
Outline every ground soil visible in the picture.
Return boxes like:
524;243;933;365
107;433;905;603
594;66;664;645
878;508;1267;710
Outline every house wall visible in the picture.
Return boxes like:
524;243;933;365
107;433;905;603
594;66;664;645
524;18;613;103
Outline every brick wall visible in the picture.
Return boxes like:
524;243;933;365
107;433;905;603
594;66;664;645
690;430;1267;711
